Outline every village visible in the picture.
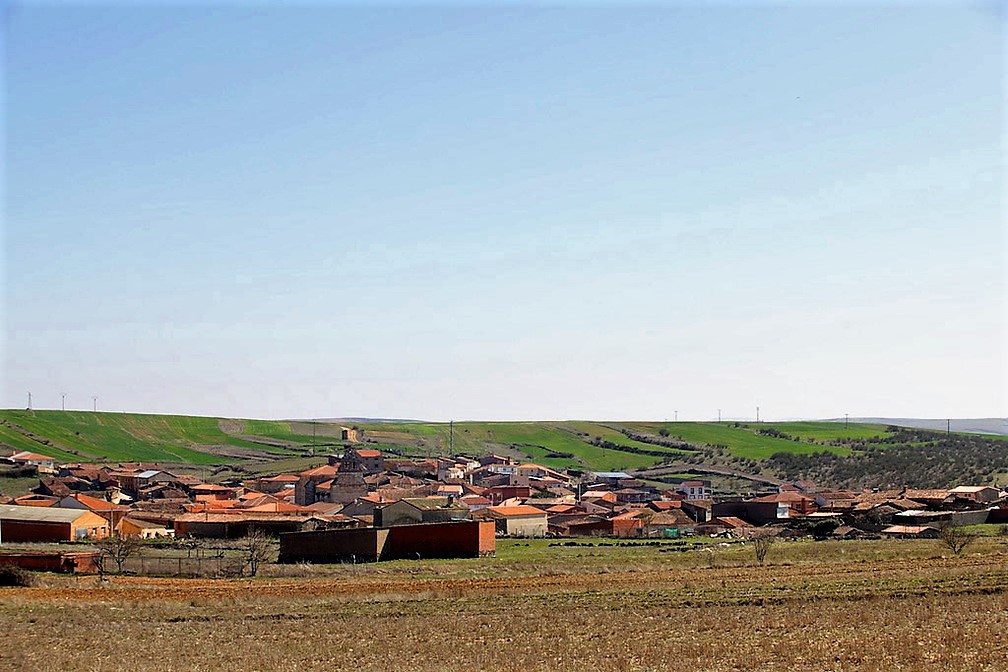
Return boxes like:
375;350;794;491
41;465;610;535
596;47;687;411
1;437;1005;576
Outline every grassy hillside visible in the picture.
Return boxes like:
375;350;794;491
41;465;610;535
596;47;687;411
0;411;307;465
0;411;882;472
357;420;884;471
7;410;997;489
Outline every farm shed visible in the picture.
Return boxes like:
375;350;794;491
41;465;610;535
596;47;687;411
880;525;939;539
479;505;549;537
0;504;110;542
0;551;101;573
278;520;495;563
374;498;469;527
173;512;315;538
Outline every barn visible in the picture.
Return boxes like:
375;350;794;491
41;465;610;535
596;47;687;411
0;504;110;542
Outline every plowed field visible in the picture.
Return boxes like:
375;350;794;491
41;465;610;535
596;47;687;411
2;538;1007;671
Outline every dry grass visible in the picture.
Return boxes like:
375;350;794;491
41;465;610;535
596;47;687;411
2;537;1007;671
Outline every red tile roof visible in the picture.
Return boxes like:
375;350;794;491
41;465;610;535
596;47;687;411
488;505;547;517
60;493;129;512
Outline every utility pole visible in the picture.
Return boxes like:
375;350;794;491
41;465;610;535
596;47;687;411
92;396;98;412
947;419;951;436
756;406;760;423
62;393;66;412
674;410;678;422
312;420;317;456
27;392;32;410
449;420;454;454
845;413;848;429
718;409;721;423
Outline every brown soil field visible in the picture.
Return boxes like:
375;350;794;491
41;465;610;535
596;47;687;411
2;538;1007;671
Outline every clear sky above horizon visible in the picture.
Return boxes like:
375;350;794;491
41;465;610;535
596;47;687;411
3;2;1005;421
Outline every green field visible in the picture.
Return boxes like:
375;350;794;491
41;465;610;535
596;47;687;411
0;410;975;478
0;411;298;465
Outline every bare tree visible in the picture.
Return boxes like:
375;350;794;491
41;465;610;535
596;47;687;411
240;528;274;577
938;524;977;556
97;534;141;573
752;530;776;565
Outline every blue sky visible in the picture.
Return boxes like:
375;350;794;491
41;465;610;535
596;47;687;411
3;3;1004;420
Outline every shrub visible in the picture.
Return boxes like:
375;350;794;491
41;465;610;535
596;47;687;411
0;565;36;587
938;524;977;556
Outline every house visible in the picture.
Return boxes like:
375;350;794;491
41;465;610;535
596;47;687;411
814;490;859;511
110;468;177;496
901;489;953;507
677;480;711;501
7;451;56;473
294;465;338;505
750;491;818;517
479;505;548;537
638;510;697;537
0;504;110;542
189;483;238;501
949;486;1001;504
354;449;384;474
136;469;178;489
608;510;647;538
55;493;130;528
681;499;712;523
436;484;464;500
459;495;491;512
256;474;299;494
484;485;532;505
329;448;384;474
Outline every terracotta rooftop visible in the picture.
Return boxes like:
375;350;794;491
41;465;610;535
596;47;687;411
487;505;547;517
60;493;129;512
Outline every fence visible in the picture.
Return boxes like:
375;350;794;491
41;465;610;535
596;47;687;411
121;553;245;577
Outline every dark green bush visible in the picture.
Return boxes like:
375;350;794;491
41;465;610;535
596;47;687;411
0;565;36;587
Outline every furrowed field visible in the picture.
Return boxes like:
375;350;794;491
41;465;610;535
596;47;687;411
2;536;1007;671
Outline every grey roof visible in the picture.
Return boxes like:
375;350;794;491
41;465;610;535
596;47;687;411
592;471;632;479
136;470;162;479
0;504;100;523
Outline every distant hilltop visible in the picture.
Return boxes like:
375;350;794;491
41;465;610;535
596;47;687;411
833;417;1007;436
292;417;428;424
